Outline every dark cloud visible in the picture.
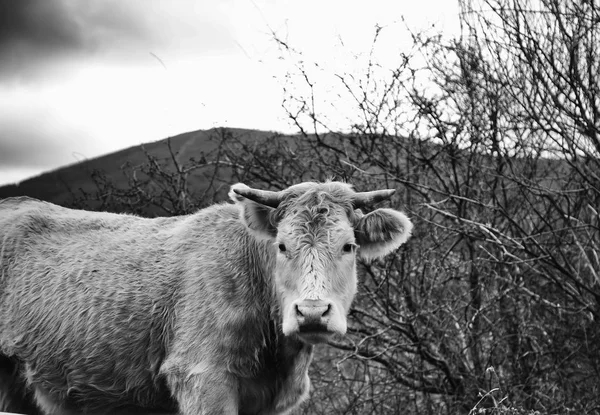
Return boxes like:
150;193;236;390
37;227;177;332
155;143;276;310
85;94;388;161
0;137;66;169
0;119;78;169
0;0;84;52
0;0;153;79
0;0;239;82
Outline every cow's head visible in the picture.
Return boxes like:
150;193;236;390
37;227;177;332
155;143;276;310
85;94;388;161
230;181;412;344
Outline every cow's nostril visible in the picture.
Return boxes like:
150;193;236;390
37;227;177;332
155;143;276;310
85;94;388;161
295;301;332;320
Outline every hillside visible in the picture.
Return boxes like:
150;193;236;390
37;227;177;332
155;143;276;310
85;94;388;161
0;127;279;209
0;126;569;211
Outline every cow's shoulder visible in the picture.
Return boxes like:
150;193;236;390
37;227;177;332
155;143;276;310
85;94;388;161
0;197;62;237
0;197;91;221
0;196;56;212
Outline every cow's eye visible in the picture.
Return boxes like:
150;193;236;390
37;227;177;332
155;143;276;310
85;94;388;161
278;243;287;253
342;243;355;254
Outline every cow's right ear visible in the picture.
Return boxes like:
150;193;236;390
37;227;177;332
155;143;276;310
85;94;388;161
229;183;277;240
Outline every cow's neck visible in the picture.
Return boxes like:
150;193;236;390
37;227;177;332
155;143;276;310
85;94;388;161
238;323;313;414
237;237;314;412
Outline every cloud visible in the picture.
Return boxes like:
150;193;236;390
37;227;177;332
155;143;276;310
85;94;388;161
0;0;240;82
0;0;166;81
0;101;85;169
0;129;71;169
0;0;83;52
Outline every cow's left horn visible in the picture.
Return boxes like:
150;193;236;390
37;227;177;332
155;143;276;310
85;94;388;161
352;189;396;208
233;186;283;208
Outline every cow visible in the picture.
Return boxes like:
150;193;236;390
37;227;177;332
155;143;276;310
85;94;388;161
0;181;413;415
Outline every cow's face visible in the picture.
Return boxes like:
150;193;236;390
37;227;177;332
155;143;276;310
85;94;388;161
274;192;358;344
230;181;412;345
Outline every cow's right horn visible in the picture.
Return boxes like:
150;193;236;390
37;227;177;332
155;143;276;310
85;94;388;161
233;186;283;208
352;189;396;208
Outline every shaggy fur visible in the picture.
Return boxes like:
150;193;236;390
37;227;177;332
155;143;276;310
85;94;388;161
0;182;412;415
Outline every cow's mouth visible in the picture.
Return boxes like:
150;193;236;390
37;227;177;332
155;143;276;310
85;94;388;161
297;323;334;344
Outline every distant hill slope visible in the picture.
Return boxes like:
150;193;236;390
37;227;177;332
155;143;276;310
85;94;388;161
0;127;279;207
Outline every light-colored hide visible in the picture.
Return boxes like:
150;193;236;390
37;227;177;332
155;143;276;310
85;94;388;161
0;181;412;415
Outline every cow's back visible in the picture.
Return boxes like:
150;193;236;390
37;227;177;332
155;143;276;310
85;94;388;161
0;197;179;412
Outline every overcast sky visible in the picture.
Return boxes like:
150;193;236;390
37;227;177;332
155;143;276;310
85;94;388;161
0;0;459;186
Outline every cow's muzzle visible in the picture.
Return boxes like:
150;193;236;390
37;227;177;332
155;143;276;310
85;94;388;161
293;299;336;344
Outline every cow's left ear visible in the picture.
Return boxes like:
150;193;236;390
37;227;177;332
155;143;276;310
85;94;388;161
354;208;413;261
229;183;277;240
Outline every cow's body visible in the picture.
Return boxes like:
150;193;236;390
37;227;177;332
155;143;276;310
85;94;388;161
0;182;412;415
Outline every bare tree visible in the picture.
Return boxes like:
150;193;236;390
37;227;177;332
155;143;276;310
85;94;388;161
69;129;236;216
220;3;600;412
